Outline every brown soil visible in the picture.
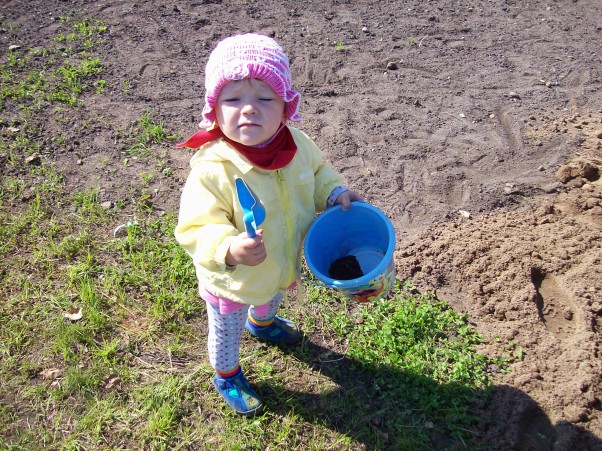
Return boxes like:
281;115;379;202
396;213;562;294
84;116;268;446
2;0;601;449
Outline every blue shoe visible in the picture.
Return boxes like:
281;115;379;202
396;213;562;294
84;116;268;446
245;316;301;344
213;370;263;416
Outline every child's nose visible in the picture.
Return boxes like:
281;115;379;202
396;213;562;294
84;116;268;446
241;102;256;114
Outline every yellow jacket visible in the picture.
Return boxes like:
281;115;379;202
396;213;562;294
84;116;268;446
174;127;344;305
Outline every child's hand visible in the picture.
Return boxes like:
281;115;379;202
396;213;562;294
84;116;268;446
226;229;267;266
334;190;364;211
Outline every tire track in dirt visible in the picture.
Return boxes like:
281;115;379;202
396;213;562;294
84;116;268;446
493;106;523;156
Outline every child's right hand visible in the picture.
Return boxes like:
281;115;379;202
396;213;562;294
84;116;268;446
226;229;266;267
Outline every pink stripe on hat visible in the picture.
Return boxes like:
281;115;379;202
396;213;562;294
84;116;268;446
200;33;301;128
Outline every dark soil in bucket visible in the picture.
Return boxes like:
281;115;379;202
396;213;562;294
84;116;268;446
328;255;364;280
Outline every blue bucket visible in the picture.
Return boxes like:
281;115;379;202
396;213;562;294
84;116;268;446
304;202;396;302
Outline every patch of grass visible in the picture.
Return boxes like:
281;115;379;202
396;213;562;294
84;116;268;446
0;18;106;111
140;170;156;186
127;109;176;157
50;56;104;105
296;280;506;448
346;286;493;387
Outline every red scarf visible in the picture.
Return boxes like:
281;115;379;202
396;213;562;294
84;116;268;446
176;126;297;170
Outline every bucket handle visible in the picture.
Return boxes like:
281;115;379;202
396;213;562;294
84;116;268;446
300;273;331;290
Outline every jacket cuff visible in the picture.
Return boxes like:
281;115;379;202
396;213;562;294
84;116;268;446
216;235;237;271
327;186;348;208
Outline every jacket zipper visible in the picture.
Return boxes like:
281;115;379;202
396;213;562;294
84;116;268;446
276;169;295;284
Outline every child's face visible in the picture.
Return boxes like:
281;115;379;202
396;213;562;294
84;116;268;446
215;78;286;146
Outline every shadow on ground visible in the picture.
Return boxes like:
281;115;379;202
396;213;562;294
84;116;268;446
257;339;602;450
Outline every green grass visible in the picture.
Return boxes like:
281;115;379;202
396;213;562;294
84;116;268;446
0;21;106;110
0;12;509;451
127;109;176;157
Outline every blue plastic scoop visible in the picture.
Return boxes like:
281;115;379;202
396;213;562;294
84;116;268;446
235;177;266;238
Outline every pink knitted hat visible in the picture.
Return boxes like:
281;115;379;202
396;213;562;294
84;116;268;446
200;33;302;128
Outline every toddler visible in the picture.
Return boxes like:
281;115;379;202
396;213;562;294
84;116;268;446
174;33;362;416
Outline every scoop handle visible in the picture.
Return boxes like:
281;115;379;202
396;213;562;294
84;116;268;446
243;212;257;238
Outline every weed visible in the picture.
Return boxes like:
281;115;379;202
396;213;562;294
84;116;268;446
95;78;106;93
127;109;175;157
0;16;106;113
51;57;103;104
140;170;156;186
157;159;173;177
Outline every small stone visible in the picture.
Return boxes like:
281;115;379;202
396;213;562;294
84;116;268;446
543;182;562;194
566;177;585;189
25;154;41;165
386;61;398;70
63;305;83;321
564;406;587;423
504;183;521;195
488;364;501;374
40;368;63;380
508;91;521;99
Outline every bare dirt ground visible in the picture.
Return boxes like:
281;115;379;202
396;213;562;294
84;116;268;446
2;0;601;449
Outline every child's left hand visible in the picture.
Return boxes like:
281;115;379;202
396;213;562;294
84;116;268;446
334;190;364;211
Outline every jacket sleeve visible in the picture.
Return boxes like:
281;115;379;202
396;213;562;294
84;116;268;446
174;163;238;273
293;129;345;211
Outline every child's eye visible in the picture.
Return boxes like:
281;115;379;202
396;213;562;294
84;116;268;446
259;97;273;102
222;97;240;102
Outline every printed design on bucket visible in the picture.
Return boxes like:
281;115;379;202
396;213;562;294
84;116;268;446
347;258;396;303
304;202;396;302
